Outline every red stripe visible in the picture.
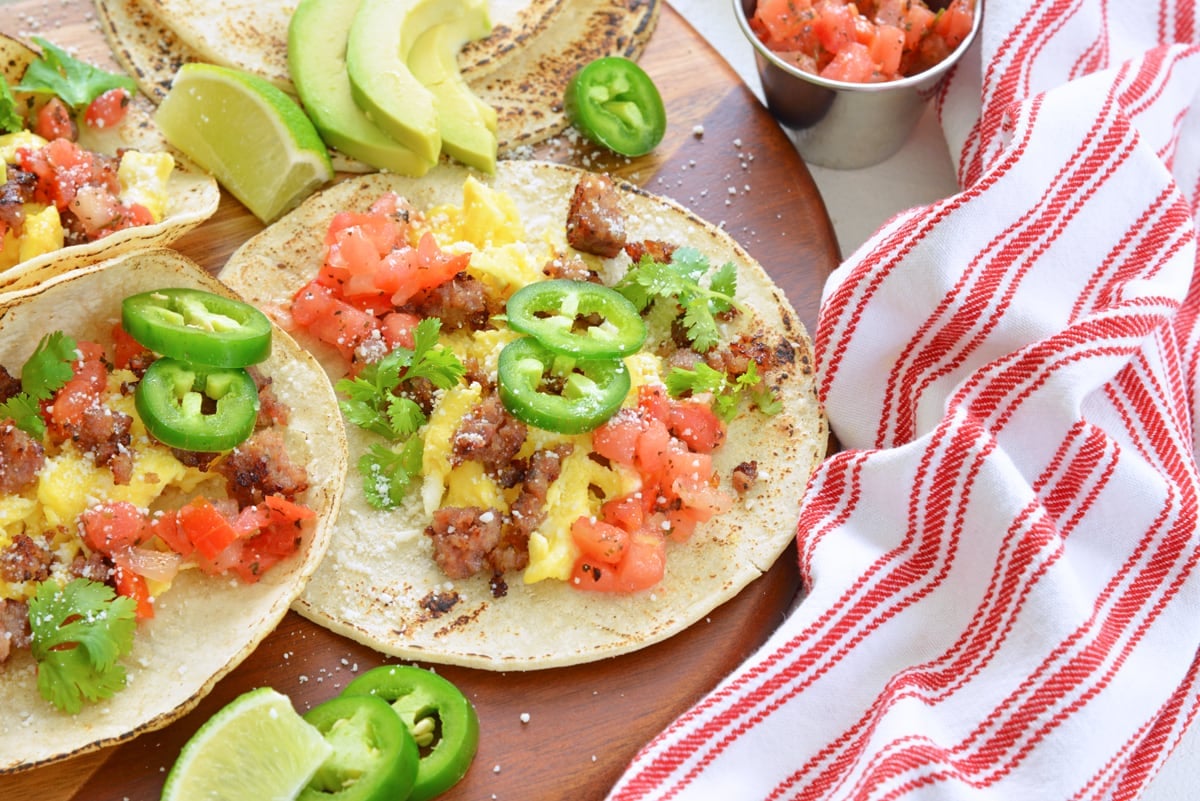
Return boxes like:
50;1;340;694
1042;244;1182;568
883;94;1135;444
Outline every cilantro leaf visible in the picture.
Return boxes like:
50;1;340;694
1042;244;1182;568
0;77;22;134
665;360;780;422
403;319;467;389
0;331;77;438
22;331;78;399
334;319;464;442
335;317;463;508
0;393;44;437
360;438;424;510
615;247;741;352
28;578;137;715
681;301;721;353
708;261;738;314
14;38;136;111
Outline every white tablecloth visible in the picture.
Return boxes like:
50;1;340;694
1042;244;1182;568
667;1;1199;798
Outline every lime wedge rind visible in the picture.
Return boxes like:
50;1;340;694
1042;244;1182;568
161;687;332;801
155;63;333;223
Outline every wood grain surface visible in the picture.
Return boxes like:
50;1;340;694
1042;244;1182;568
0;2;840;799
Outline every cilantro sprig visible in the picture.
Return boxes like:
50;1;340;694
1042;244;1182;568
615;246;741;353
335;318;465;510
665;360;781;422
14;37;136;112
28;578;137;715
0;78;21;134
0;331;78;438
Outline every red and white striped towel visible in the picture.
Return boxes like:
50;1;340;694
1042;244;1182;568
607;1;1200;799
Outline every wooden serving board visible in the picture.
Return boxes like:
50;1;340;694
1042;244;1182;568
0;2;840;799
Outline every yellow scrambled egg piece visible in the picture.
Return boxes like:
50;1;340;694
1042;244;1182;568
118;150;174;222
0;131;47;164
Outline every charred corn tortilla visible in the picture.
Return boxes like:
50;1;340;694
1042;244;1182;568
0;34;218;295
0;249;347;773
92;0;661;155
125;0;567;93
219;161;827;670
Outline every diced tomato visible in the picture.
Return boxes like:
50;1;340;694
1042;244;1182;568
821;42;877;81
390;232;470;306
591;408;644;465
634;418;672;476
178;497;240;561
663;508;699;542
113;565;154;620
379;311;419;351
149;510;192;557
901;2;937;49
45;341;108;442
82;88;131;130
869;24;906;78
81;501;148;554
231;495;312;583
291;280;380;360
813;0;857;55
33;98;77;141
664;448;713;492
329;225;387;298
19;138;118;212
637;383;671;422
935;0;976;49
111;322;151;370
667;399;725;454
571;530;666;593
752;0;819;52
753;0;972;81
600;495;644;532
571;516;629;565
232;503;273;537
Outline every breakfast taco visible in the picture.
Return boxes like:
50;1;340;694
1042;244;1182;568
219;160;827;670
93;0;661;156
0;248;347;771
0;33;219;295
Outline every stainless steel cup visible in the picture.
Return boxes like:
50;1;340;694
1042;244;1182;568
734;0;983;169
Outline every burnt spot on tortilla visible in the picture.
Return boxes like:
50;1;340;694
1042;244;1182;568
490;574;509;598
420;589;461;618
434;604;488;639
774;338;797;368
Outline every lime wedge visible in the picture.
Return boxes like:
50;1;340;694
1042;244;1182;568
155;63;333;223
161;687;333;801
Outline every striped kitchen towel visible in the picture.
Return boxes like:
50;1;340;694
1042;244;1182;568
607;1;1200;799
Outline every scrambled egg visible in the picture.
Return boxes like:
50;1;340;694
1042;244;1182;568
0;369;215;602
415;178;643;583
0;132;174;272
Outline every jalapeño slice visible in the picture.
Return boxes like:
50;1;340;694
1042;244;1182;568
299;694;419;801
565;56;666;157
505;279;646;359
134;358;259;451
497;336;630;435
341;665;479;801
122;287;272;368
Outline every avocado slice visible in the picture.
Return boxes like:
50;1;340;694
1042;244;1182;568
408;16;498;174
346;0;476;164
288;0;435;175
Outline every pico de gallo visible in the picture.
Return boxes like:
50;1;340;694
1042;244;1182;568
0;290;314;713
288;171;783;595
1;37;174;271
750;0;977;83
